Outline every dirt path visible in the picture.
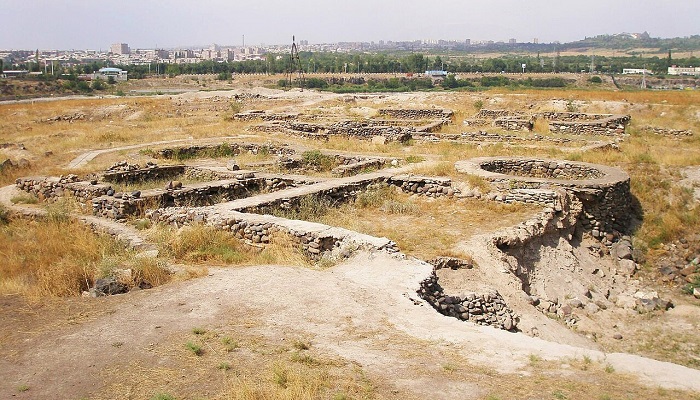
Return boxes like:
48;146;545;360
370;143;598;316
1;251;699;399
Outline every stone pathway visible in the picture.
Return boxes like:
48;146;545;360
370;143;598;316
214;169;396;211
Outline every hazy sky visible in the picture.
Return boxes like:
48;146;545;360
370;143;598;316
1;0;698;50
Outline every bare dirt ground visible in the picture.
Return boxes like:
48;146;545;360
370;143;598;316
2;252;700;400
2;82;700;399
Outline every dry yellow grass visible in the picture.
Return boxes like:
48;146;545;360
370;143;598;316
0;215;170;298
148;224;311;268
309;187;537;260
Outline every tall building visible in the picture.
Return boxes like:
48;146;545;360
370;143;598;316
110;43;130;55
509;38;517;44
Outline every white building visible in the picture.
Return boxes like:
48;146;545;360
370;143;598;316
622;68;653;75
93;67;128;81
668;66;700;76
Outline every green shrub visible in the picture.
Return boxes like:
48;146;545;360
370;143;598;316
301;150;335;171
305;78;328;89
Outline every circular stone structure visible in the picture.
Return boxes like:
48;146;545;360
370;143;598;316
456;157;633;238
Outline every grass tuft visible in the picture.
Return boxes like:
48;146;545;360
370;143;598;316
150;394;175;400
185;341;203;356
218;362;232;371
222;336;239;352
192;327;206;335
10;193;38;204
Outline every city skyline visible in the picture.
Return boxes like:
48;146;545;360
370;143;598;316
1;0;699;50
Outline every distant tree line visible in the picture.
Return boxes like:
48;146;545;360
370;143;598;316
5;51;699;81
112;52;697;76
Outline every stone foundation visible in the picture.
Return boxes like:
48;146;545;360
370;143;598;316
456;157;632;240
538;113;631;136
151;142;295;159
494;117;534;131
417;269;519;331
378;108;454;120
643;126;694;137
102;164;186;184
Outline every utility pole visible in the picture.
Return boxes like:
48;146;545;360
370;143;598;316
286;35;305;90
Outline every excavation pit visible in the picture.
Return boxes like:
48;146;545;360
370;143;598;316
457;156;633;240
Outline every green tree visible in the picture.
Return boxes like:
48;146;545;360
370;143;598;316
76;80;92;92
91;78;105;90
433;56;443;70
442;74;458;89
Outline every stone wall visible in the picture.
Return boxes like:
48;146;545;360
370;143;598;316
466;110;631;136
364;118;449;133
456;157;632;240
16;175;111;204
540;113;631;136
479;159;605;180
142;175;461;258
327;121;413;143
250;121;330;141
378;108;454;120
417;270;519;330
252;120;417;143
102;164;186;184
240;181;373;214
643;126;694;137
16;172;314;221
450;131;574;145
538;112;620;122
494;117;533;131
385;175;458;197
462;119;491;127
547;119;629;136
146;207;399;259
152;142;295;159
233;110;299;121
474;109;517;119
91;178;265;220
331;159;387;177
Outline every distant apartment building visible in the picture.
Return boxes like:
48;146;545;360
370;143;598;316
172;49;195;59
222;48;235;62
509;38;517;44
154;49;170;59
668;65;700;76
622;68;653;75
110;43;130;55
